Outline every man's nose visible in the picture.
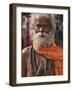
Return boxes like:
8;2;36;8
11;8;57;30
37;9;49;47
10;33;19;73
39;27;44;32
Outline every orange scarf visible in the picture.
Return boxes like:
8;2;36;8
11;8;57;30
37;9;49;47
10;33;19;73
36;45;63;61
35;45;63;75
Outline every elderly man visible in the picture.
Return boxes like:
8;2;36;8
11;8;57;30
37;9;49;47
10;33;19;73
22;13;63;77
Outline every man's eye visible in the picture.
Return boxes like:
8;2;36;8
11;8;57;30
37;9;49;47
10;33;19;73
36;24;48;28
43;25;47;28
36;24;41;28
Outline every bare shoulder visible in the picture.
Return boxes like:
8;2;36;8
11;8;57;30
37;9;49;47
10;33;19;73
22;46;32;58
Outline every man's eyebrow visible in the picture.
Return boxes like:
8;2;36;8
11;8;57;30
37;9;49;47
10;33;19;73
36;24;48;27
36;24;41;27
36;24;40;25
36;24;48;25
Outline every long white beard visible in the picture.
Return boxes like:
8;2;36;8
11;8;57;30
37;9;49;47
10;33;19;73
33;32;54;50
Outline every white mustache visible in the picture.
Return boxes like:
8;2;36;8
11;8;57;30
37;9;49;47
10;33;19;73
33;32;54;48
33;32;49;40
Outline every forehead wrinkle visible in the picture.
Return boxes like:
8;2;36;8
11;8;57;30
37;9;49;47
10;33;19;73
35;17;49;25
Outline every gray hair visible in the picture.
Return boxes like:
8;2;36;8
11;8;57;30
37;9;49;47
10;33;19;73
29;13;56;30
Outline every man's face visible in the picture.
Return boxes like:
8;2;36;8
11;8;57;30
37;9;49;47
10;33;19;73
33;16;54;49
35;16;50;34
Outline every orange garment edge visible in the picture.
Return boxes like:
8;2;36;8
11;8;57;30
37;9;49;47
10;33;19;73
36;45;63;75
